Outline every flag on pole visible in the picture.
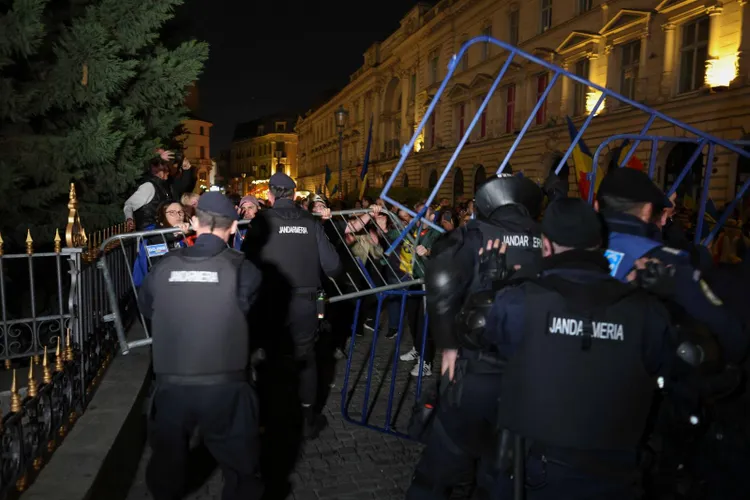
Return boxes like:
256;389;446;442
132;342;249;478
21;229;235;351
359;115;373;199
610;139;645;172
565;116;603;199
325;165;337;196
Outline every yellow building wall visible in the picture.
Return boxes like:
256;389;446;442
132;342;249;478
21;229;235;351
295;0;750;205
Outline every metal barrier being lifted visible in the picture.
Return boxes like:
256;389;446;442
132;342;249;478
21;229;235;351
381;35;750;254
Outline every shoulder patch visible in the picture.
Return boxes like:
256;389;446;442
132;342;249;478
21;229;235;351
699;279;723;306
603;249;625;277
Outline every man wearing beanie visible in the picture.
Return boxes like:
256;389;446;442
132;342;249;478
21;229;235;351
596;167;748;363
482;198;676;500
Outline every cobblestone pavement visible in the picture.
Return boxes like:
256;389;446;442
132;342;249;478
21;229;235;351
126;317;439;500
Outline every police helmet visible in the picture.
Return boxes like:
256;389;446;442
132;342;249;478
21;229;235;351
474;173;543;220
308;193;328;207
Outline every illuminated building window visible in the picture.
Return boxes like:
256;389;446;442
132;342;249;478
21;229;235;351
577;0;592;14
573;58;590;116
679;17;709;93
540;0;552;33
620;40;641;101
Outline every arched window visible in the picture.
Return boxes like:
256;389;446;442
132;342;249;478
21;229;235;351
402;173;409;188
453;168;464;204
473;165;486;193
382;171;393;187
428;169;438;191
664;144;703;205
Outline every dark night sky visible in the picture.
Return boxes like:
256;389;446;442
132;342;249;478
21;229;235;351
177;0;419;154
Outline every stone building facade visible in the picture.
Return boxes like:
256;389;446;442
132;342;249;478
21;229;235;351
295;0;750;206
229;116;299;195
180;117;213;192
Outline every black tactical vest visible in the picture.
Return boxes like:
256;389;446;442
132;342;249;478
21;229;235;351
260;206;320;290
134;178;172;230
149;248;249;376
499;274;656;451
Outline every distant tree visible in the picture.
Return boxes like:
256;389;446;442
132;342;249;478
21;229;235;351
0;0;208;247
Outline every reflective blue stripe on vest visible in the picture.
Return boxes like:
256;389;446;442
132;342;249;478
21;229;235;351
604;231;663;282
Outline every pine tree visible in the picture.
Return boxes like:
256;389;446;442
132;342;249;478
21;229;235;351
0;0;208;247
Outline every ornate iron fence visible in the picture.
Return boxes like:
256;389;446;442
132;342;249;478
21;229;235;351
0;184;136;498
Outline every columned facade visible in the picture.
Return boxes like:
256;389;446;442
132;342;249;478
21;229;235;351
295;0;750;204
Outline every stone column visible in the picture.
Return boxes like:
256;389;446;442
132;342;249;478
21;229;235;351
400;72;410;147
659;23;677;100
560;62;571;116
371;86;382;158
706;4;724;87
734;0;750;87
604;44;619;104
636;33;649;99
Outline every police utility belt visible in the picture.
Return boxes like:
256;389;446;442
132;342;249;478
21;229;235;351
291;287;327;319
155;370;247;386
459;348;506;375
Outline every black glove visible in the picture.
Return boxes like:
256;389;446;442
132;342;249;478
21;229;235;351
635;260;676;297
478;244;512;290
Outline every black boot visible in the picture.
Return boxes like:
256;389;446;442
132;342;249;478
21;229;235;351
302;405;328;440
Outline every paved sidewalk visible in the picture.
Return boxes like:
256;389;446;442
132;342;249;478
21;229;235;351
126;326;435;500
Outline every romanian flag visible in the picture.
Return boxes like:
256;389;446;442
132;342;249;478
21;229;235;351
360;115;373;199
325;165;338;196
611;139;645;172
565;116;603;199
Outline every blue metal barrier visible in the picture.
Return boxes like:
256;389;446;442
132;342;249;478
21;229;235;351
380;35;750;253
340;259;430;438
342;35;750;436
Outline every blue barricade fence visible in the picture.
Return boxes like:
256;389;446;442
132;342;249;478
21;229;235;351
339;35;750;439
379;35;750;254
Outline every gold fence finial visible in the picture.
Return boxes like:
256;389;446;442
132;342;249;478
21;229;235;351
65;182;87;248
54;229;62;253
55;337;64;372
25;230;33;255
10;370;21;413
27;362;37;398
43;346;52;384
65;328;73;362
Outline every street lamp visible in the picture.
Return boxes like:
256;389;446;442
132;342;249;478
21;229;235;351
334;105;349;198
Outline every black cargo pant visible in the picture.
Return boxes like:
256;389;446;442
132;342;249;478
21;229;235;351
146;382;263;500
407;369;503;499
288;296;319;407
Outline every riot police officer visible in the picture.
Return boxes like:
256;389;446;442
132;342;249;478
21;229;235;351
407;174;545;499
491;198;676;499
595;167;748;363
138;192;263;500
241;172;341;439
